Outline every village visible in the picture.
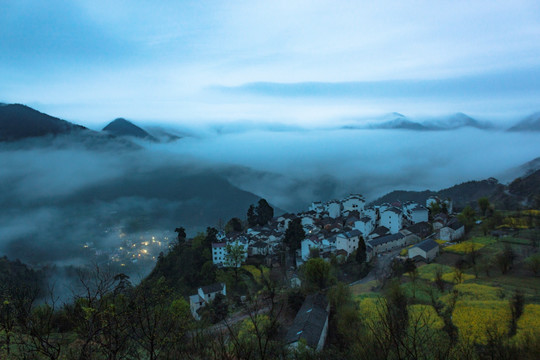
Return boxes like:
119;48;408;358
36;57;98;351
190;194;466;349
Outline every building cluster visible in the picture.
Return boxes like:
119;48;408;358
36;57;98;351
193;193;467;351
210;194;465;270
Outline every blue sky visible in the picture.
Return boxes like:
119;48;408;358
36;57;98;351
1;0;540;127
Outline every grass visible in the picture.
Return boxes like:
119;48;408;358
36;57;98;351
350;280;379;296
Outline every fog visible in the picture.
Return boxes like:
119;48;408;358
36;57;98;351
1;126;540;293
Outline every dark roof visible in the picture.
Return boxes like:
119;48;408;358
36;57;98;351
200;283;225;295
405;222;433;238
285;294;329;348
385;207;402;215
251;241;268;248
370;226;390;237
359;216;371;223
412;239;439;252
446;218;464;231
368;232;404;247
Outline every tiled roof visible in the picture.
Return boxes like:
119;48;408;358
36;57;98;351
285;294;329;348
200;283;225;295
412;239;439;252
368;232;404;247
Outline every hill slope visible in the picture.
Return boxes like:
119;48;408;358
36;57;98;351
0;103;86;141
103;118;156;140
508;112;540;132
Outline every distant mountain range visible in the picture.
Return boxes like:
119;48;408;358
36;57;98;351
344;112;495;131
507;112;540;132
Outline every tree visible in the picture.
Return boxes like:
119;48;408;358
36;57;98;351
174;227;186;243
509;290;524;336
525;253;540;275
496;244;516;274
302;258;333;292
428;201;441;218
356;236;367;264
247;199;275;227
256;199;274;226
225;217;243;234
458;205;476;232
225;241;247;284
478;197;490;217
284;218;305;253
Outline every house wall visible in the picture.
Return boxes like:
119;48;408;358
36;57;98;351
327;202;341;218
316;314;330;351
411;209;428;223
342;197;365;213
380;210;402;234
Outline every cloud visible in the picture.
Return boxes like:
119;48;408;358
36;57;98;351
212;67;540;100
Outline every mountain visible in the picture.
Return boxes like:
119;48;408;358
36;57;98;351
102;118;156;141
371;177;517;211
424;113;493;130
498;156;540;183
357;112;493;131
508;169;540;206
366;113;431;131
507;112;540;132
0;103;87;141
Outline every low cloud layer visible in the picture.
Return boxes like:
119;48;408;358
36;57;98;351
1;127;539;274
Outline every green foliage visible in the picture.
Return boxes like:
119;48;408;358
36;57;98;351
458;205;477;232
284;218;305;252
301;258;334;292
224;241;246;268
225;217;243;234
478;197;490;216
247;199;274;226
356;236;366;264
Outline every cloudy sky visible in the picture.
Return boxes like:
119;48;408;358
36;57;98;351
1;0;540;127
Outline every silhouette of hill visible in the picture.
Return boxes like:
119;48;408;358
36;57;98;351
507;112;540;132
103;118;156;141
0;103;87;141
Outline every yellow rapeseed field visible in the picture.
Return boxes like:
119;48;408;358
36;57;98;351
514;304;540;342
444;242;485;254
452;300;511;344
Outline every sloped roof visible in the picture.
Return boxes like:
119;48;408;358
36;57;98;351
200;283;225;295
370;226;390;237
368;232;404;247
412;239;439;252
285;294;329;348
406;222;433;238
446;218;464;231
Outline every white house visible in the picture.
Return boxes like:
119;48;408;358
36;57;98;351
211;242;227;265
342;194;365;214
335;230;361;255
439;219;465;241
326;201;341;218
249;240;269;256
189;283;227;320
353;216;374;237
363;207;377;222
367;231;420;255
380;207;403;234
409;205;429;224
211;238;249;267
426;196;438;209
309;201;325;214
408;239;439;262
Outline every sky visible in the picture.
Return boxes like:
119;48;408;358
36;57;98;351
1;0;540;127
